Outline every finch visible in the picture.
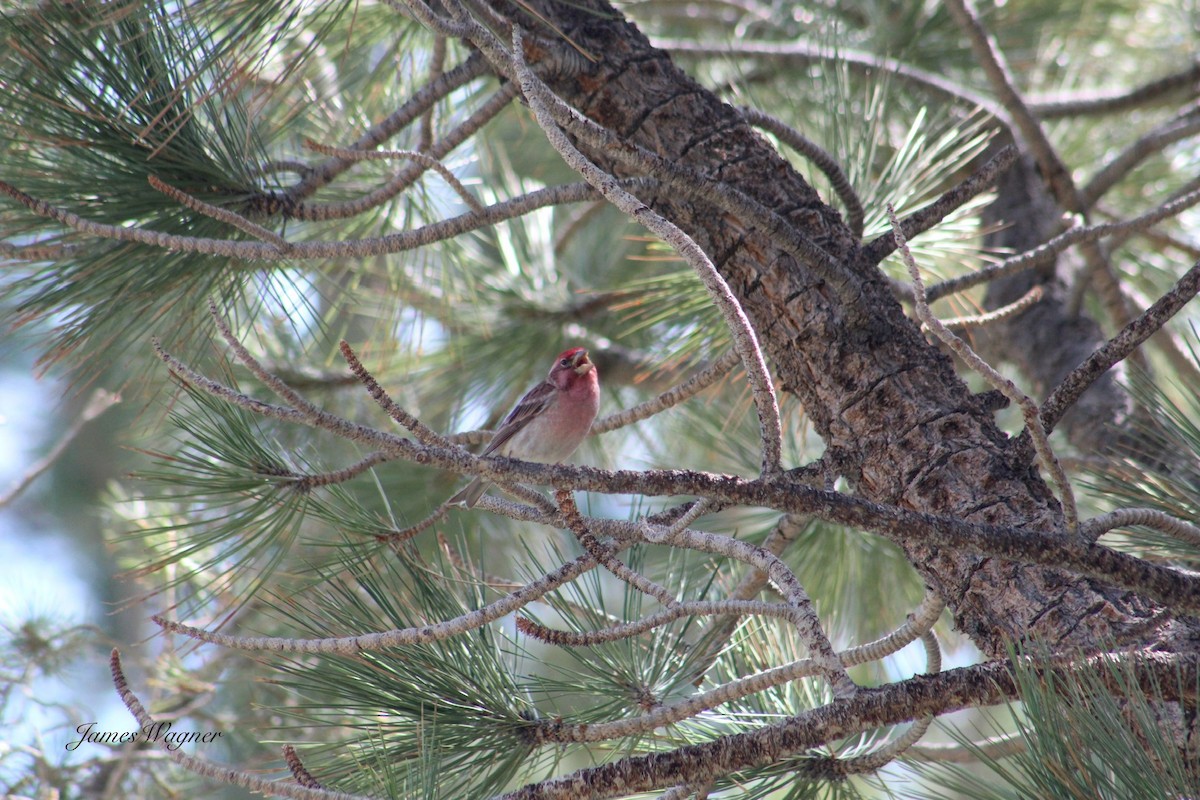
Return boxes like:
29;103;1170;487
449;346;600;508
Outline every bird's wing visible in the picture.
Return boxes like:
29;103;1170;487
480;380;555;456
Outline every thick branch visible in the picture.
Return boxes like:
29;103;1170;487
498;652;1198;800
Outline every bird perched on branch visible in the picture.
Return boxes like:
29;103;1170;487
449;347;600;508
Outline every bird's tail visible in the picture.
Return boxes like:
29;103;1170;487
447;477;490;508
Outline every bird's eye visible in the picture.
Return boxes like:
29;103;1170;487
560;358;570;367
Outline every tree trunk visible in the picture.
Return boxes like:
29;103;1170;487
505;0;1186;658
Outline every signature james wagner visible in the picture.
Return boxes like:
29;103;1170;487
67;721;224;752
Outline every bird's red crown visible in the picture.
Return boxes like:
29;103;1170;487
556;347;588;367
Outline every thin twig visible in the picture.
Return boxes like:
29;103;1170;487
287;52;488;200
943;0;1079;211
208;302;324;419
1029;60;1200;118
557;489;679;608
925;186;1200;302
375;503;451;545
1080;109;1200;209
420;35;448;151
934;285;1043;332
836;631;939;774
303;140;485;213
525;590;945;745
282;745;324;789
154;340;311;426
687;513;810;683
147;175;290;251
866;145;1019;269
256;160;312;178
288;451;394;491
636;519;855;698
438;531;523;592
553;199;608;255
387;0;473;36
1080;508;1200;547
0;389;121;508
291;85;517;221
654;39;1009;127
888;204;1077;532
591;350;739;434
1038;258;1200;438
740;106;864;236
155;549;609;654
1105;174;1200;252
436;530;626;629
338;340;455;448
0;177;620;261
906;730;1028;763
516;598;798;647
0;238;86;261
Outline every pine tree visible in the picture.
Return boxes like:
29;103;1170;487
2;1;1199;797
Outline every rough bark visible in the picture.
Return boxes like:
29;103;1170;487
500;0;1188;658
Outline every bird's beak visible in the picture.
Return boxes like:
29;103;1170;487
573;350;593;373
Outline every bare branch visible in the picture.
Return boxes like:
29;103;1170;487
1081;508;1200;547
147;175;290;251
925;186;1200;302
866;145;1018;269
287;53;489;201
1080;109;1200;209
153;339;311;426
525;590;944;745
154;549;607;654
502;651;1199;799
935;285;1043;332
420;35;449;151
906;730;1027;763
740;106;864;237
837;631;939;774
1038;258;1200;438
282;745;324;789
338;340;455;449
637;520;855;697
374;503;452;546
517;598;796;647
654;39;1009;126
889;204;1077;531
686;513;810;682
0;389;120;508
591;350;739;435
290;84;517;222
0;177;619;261
553;199;608;255
0;238;87;261
302;140;485;213
943;0;1079;212
208;301;325;421
1030;60;1200;119
558;489;679;608
288;451;394;491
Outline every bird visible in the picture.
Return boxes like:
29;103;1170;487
448;346;600;508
